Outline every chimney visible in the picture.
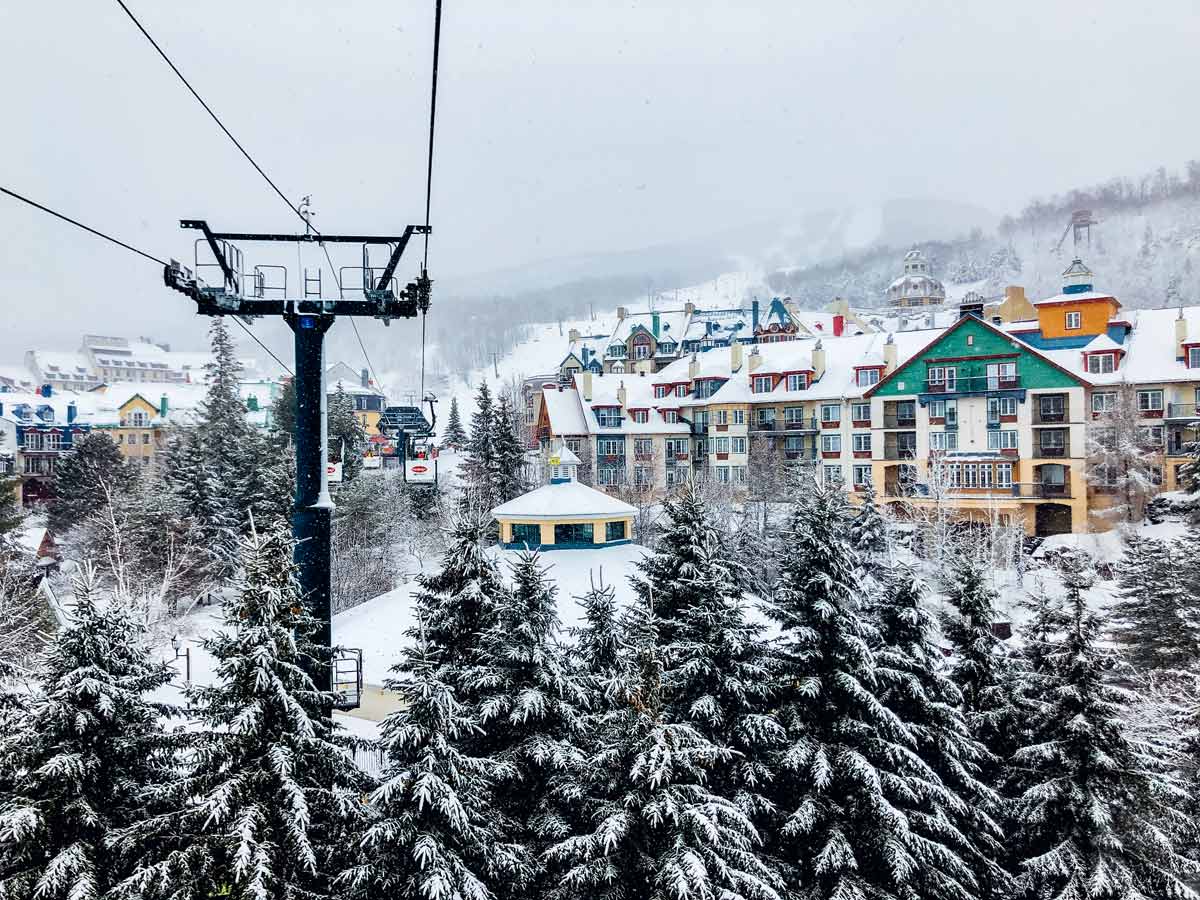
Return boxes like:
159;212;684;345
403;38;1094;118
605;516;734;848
684;301;695;315
748;347;763;373
752;299;761;333
67;402;77;424
580;370;593;402
688;352;699;381
833;314;845;337
730;342;744;372
617;306;627;321
568;328;580;342
361;368;369;388
811;340;826;381
160;394;169;418
829;296;850;316
617;380;627;408
883;333;898;374
652;313;660;338
1177;308;1188;359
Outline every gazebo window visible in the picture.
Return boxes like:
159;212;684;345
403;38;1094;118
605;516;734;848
606;521;626;542
511;523;540;546
554;522;594;545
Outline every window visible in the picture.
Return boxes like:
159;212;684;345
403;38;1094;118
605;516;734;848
732;409;745;425
986;362;1017;388
756;408;776;426
1138;390;1164;412
714;410;728;426
1092;392;1115;414
634;438;653;457
996;463;1013;488
128;410;149;427
711;437;731;454
1065;310;1082;330
45;433;61;451
141;434;150;445
675;384;688;397
1150;465;1164;487
943;463;960;487
631;409;648;424
823;465;842;485
852;433;871;453
732;466;747;484
785;407;806;426
1087;353;1115;374
821;434;842;453
928;399;946;419
565;438;582;453
786;373;808;391
987;430;1018;450
116;433;124;444
731;437;747;454
666;438;688;457
987;396;1018;422
662;410;678;423
929;431;958;451
597;437;624;457
752;375;774;394
596;407;621;427
856;368;880;387
1138;425;1164;446
820;403;841;423
554;522;594;544
1039;429;1065;450
654;385;669;398
1039;395;1065;419
634;466;652;486
1189;347;1200;369
962;464;979;488
510;523;540;545
851;402;871;422
853;465;872;487
715;466;730;484
634;342;651;360
607;345;626;359
597;466;623;486
666;466;687;486
979;464;994;488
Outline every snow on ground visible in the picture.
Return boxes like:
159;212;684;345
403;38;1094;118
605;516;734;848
336;543;648;686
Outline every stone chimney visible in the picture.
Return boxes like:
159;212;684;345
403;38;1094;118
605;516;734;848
568;328;580;343
811;340;826;381
617;381;627;409
747;347;763;373
616;306;628;321
829;296;850;317
1177;308;1188;359
688;352;699;381
580;370;593;402
730;342;744;372
883;333;897;374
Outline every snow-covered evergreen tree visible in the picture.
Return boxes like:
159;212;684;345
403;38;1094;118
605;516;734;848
460;551;590;898
270;376;297;443
463;382;498;510
442;396;468;450
490;393;527;504
118;522;369;900
547;603;782;900
571;575;626;688
198;318;256;523
1109;533;1200;670
47;431;132;535
0;432;22;539
764;476;980;900
848;483;889;576
1086;383;1163;523
162;430;239;582
327;384;366;482
876;566;1007;900
342;637;525;900
635;480;782;822
1010;550;1197;900
0;565;179;900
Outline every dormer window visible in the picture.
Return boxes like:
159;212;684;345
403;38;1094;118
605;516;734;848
1086;352;1116;375
1065;311;1082;330
663;410;678;423
786;373;809;391
675;384;688;397
607;345;626;359
595;407;622;428
654;385;669;399
855;367;882;387
752;375;774;394
1188;347;1200;368
630;409;648;424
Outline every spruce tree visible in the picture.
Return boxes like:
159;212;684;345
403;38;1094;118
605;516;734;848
343;637;526;900
163;431;239;583
119;522;369;900
765;476;979;900
848;483;889;577
876;566;1007;900
547;603;782;900
460;552;590;898
327;384;366;482
463;381;497;510
491;393;527;504
270;376;297;442
637;480;782;822
0;432;22;539
1010;550;1196;900
198;318;255;525
47;431;132;534
0;565;179;900
443;396;468;450
571;575;626;688
1109;534;1200;670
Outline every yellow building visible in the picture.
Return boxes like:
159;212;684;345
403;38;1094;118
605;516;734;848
492;445;635;549
108;393;168;466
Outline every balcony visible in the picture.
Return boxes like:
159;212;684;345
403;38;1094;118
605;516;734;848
1011;482;1072;500
1034;433;1071;458
785;416;818;431
1167;403;1200;420
784;447;817;461
924;375;1022;394
883;414;917;429
752;420;780;432
1033;398;1069;425
883;445;918;461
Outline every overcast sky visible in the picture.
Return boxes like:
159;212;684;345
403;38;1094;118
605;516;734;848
2;0;1199;361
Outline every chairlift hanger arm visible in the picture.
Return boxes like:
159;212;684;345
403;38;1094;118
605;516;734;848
180;219;429;245
182;219;237;291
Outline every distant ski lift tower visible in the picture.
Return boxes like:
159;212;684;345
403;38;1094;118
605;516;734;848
1053;209;1098;256
163;219;431;708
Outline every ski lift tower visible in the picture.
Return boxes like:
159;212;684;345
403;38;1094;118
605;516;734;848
1053;209;1099;257
163;219;431;707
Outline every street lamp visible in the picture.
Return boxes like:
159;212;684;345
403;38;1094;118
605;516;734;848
170;634;191;685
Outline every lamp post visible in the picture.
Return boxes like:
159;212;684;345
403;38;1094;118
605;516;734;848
170;634;191;686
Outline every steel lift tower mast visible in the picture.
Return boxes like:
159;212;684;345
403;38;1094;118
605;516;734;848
165;219;431;703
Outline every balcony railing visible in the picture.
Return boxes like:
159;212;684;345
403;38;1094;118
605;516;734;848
883;445;918;461
1011;481;1071;499
883;414;917;428
1035;443;1069;458
925;375;1022;394
783;447;818;461
752;420;779;432
1167;403;1200;419
785;417;818;431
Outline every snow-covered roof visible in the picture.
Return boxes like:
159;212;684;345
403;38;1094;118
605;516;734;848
542;386;589;435
608;309;690;348
1032;290;1117;308
573;372;690;435
28;351;93;378
492;479;637;520
0;366;36;391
